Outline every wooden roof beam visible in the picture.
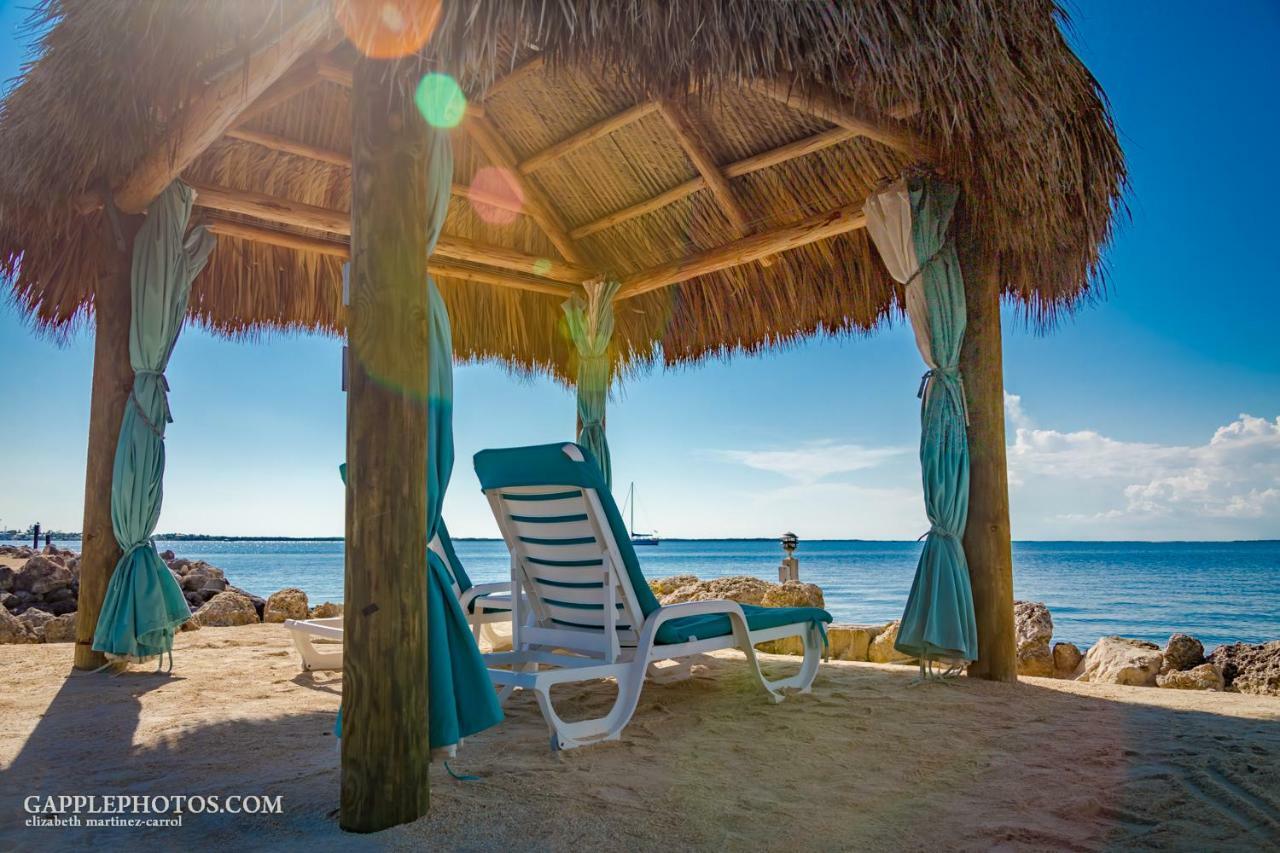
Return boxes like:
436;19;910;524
314;54;484;117
217;130;523;214
110;4;333;214
518;102;659;174
188;182;594;284
617;201;867;300
461;114;587;265
657;99;773;266
746;79;933;162
203;218;575;299
570;126;858;240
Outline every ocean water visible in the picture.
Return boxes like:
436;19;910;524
43;539;1280;650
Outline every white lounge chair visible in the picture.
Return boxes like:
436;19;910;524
283;527;514;672
474;442;832;750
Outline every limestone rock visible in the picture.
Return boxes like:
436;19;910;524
869;621;913;664
264;587;309;623
1162;633;1205;672
179;562;226;593
42;613;78;643
1209;641;1280;696
827;624;879;661
13;555;74;596
0;565;14;592
19;607;55;633
1077;636;1163;686
755;636;805;655
1052;642;1083;676
159;549;176;561
659;575;772;607
0;606;35;643
1014;601;1055;677
1157;663;1224;691
310;602;342;618
649;574;700;598
761;581;824;609
193;591;259;627
179;618;201;632
1;591;18;611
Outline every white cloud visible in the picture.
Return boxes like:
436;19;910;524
714;399;1280;540
1008;405;1280;537
713;441;909;483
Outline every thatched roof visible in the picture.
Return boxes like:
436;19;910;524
0;0;1124;381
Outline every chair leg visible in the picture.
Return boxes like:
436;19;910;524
530;661;650;751
737;624;822;701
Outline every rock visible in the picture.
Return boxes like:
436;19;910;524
1076;636;1163;686
13;555;74;596
1209;641;1280;696
1053;642;1083;676
1157;663;1224;691
0;565;14;591
310;602;342;618
658;575;773;607
827;624;879;661
169;558;192;574
159;549;176;561
868;621;913;664
43;586;74;604
0;606;36;643
198;578;229;595
648;574;700;598
1014;601;1055;677
264;587;309;623
1167;630;1203;671
19;607;55;631
179;562;226;593
1162;633;1205;673
46;599;77;617
0;591;17;611
193;591;259;627
1019;645;1055;678
179;618;201;632
42;613;78;643
761;581;824;609
755;636;805;655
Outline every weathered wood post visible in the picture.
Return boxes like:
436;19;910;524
341;55;433;831
74;218;140;670
958;229;1017;682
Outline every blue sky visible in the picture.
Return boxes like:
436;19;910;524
0;1;1277;540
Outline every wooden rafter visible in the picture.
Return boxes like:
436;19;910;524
518;102;659;174
570;126;858;240
233;58;323;127
217;130;523;214
656;99;775;266
617;201;867;299
747;79;933;162
313;53;484;118
461;114;587;265
188;182;593;285
202;218;575;298
110;5;333;214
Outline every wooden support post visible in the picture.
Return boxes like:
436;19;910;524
959;240;1017;682
340;56;432;832
74;217;139;669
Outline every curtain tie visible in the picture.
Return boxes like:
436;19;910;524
134;369;170;390
919;526;960;542
917;365;959;399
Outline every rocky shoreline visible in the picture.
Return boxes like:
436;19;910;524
2;547;1275;696
0;545;340;644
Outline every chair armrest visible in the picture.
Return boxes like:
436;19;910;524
458;581;513;611
647;599;747;628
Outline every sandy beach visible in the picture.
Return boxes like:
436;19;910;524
1;624;1277;851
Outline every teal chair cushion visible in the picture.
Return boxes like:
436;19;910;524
656;604;832;646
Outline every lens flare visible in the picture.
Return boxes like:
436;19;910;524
337;0;441;60
415;73;467;129
532;258;552;277
468;166;524;225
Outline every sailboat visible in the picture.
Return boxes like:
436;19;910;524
621;481;659;546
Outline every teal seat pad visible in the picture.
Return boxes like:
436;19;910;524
656;604;832;645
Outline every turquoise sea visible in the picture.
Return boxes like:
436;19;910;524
41;538;1280;650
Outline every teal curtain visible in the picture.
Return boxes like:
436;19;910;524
93;182;213;663
866;175;978;665
562;279;621;489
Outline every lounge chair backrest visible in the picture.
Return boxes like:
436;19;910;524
475;443;657;659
